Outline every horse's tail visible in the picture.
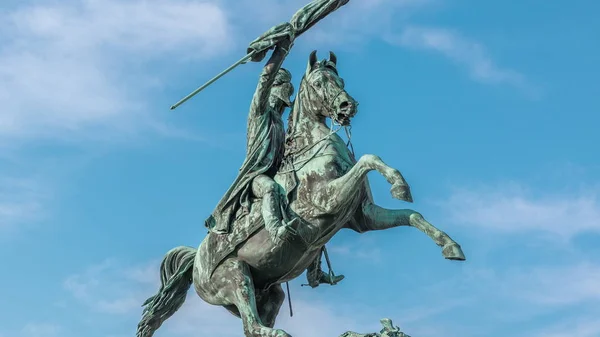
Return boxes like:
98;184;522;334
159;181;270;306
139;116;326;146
136;246;196;337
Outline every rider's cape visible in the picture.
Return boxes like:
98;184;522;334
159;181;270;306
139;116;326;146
204;68;286;234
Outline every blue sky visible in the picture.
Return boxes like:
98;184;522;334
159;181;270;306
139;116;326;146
1;0;599;336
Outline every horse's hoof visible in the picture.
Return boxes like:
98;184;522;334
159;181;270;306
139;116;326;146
391;183;413;202
442;243;466;261
272;329;292;337
251;327;292;337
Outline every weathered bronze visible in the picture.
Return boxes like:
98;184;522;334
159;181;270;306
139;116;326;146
340;319;411;337
137;1;465;337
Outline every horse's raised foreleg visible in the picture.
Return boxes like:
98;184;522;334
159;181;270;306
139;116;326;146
313;154;412;214
360;203;466;261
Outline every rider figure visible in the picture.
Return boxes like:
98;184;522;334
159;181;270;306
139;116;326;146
204;35;343;287
204;36;297;241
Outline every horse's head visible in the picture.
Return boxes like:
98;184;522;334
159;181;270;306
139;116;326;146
299;50;358;126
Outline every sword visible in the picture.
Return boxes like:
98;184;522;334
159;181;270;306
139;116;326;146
286;281;294;317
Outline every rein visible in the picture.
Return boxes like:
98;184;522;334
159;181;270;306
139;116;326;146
281;73;352;173
281;71;355;318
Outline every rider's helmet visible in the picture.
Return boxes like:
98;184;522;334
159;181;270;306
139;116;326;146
270;68;294;108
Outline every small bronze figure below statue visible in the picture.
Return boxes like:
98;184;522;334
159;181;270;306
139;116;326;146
340;319;411;337
136;1;466;337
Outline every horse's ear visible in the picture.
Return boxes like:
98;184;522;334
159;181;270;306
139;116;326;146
306;50;318;76
329;51;337;66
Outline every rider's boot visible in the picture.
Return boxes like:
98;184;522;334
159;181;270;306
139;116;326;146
317;270;345;285
306;254;345;288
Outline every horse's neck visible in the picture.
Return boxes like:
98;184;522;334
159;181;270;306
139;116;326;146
287;103;329;150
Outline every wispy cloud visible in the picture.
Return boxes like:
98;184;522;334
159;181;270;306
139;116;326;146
441;183;600;239
63;259;159;315
20;323;61;337
63;259;399;337
298;0;434;47
61;255;598;337
236;1;533;93
0;0;232;142
251;2;535;93
388;26;537;93
0;176;47;228
393;261;600;337
206;0;433;50
452;262;600;312
329;244;382;262
1;0;536;147
530;316;600;337
509;263;600;306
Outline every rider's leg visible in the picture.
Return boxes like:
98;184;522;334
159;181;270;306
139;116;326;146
252;175;292;239
305;248;344;288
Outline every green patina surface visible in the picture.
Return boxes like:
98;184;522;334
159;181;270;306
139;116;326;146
340;319;412;337
136;1;467;337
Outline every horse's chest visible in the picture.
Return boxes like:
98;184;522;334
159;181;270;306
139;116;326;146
315;143;355;177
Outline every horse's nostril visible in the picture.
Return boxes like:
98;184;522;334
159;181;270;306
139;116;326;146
339;101;350;110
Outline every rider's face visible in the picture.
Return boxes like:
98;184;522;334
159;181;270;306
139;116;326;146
269;95;287;115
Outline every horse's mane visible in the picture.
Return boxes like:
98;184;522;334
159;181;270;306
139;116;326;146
285;75;305;143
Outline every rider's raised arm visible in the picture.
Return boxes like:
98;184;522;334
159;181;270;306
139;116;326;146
248;39;292;118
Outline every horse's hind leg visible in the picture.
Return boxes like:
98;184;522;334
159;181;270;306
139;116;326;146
213;258;291;337
223;284;285;328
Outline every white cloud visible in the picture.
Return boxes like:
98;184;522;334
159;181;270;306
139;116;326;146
297;0;433;47
63;259;404;337
442;183;600;239
389;26;535;92
329;244;382;263
509;263;600;306
159;0;433;51
20;323;61;337
401;261;600;337
0;0;232;142
160;295;364;337
531;317;600;337
60;236;600;337
63;259;159;315
0;176;47;228
276;300;360;337
246;2;534;93
452;262;600;311
1;0;531;146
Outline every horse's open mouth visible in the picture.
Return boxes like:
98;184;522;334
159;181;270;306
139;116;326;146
333;101;356;126
334;113;351;126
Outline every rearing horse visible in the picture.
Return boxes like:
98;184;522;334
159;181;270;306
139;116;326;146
137;51;466;337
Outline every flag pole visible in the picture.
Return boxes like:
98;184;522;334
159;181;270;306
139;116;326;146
170;50;257;110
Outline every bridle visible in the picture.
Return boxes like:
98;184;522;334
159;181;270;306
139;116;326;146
281;68;356;173
302;68;357;156
302;68;349;125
